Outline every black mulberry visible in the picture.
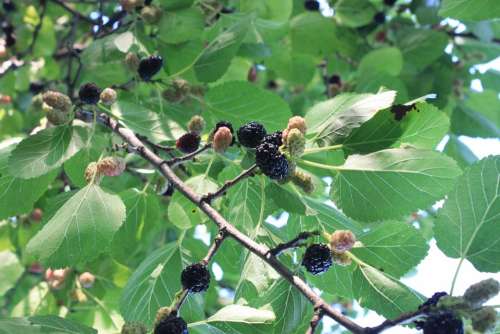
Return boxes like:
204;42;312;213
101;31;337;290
302;243;332;275
79;83;101;105
374;12;386;24
181;263;210;293
154;314;188;334
138;55;163;81
419;292;448;310
328;74;341;86
261;131;283;147
237;121;267;148
304;0;320;11
2;0;15;12
1;21;13;34
417;311;464;334
176;132;201;153
255;142;289;180
384;0;397;6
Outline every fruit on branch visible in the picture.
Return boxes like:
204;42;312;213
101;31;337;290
374;12;386;24
286;116;307;135
154;313;188;334
120;0;145;13
78;272;95;289
328;74;342;86
79;83;101;105
85;162;101;184
121;322;148;334
304;0;320;11
419;292;448;310
138;55;163;81
255;142;290;181
210;121;235;145
45;268;71;290
329;230;356;254
261;131;283;147
463;278;500;308
30;208;43;222
213;126;233;153
162;79;190;103
100;88;117;106
42;91;72;112
125;52;140;72
176;132;201;153
237;121;267;148
332;251;352;266
187;115;205;135
470;306;497;333
98;157;126;177
1;21;13;34
45;107;72;125
417;311;464;334
29;82;45;94
247;66;257;82
284;128;305;158
5;34;15;47
181;263;210;293
291;170;315;193
2;0;15;12
384;0;397;6
302;243;333;275
141;5;163;24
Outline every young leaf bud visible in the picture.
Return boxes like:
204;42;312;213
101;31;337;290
42;90;72;112
187;115;205;135
285;128;305;158
213;126;233;153
330;230;356;253
100;88;117;105
464;278;500;308
98;157;126;177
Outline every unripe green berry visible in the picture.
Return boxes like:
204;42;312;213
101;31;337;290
285;128;305;158
464;279;500;308
291;170;314;193
100;88;117;106
141;5;162;24
471;306;497;333
332;251;352;266
42;90;72;112
330;230;356;253
121;322;148;334
187;115;205;135
45;105;72;125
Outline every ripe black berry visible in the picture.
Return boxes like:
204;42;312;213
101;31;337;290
154;314;188;334
29;82;45;95
261;131;283;147
255;142;289;180
176;132;200;153
1;21;13;34
328;74;341;86
374;12;386;24
302;243;332;275
384;0;397;6
419;292;448;310
5;34;15;47
304;0;320;11
145;0;153;5
237;122;267;148
417;311;464;334
138;55;163;81
220;7;235;14
2;0;15;12
181;263;210;293
79;83;101;105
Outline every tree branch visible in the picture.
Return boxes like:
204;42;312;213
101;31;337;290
306;308;324;334
84;112;365;334
364;309;424;334
201;164;258;204
167;144;211;167
269;231;319;257
51;0;98;25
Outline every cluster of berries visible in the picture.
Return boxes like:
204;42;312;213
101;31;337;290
302;230;357;275
85;157;126;184
1;20;15;48
79;83;117;106
125;53;164;81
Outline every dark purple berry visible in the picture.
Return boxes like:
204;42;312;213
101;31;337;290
176;132;201;153
255;142;289;180
79;83;101;105
2;0;15;12
416;311;464;334
29;82;45;95
304;0;320;11
328;74;341;86
138;55;163;81
154;314;188;334
181;263;210;293
237;121;267;148
261;131;283;147
384;0;397;6
374;12;386;24
1;21;13;34
145;0;153;5
5;34;15;47
419;292;448;310
220;7;235;14
302;243;332;275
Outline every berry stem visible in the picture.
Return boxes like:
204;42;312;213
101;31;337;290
302;144;343;155
201;164;258;204
306;308;324;334
364;309;425;334
449;257;465;296
167;143;212;167
268;231;320;256
299;159;340;171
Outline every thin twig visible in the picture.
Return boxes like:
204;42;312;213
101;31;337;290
269;231;319;257
167;144;211;167
364;309;424;334
201;164;258;204
306;307;324;334
51;0;98;25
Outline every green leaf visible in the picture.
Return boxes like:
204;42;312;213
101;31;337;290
434;156;500;272
352;221;429;277
168;175;218;229
120;242;204;326
0;141;57;219
307;264;354;299
190;305;275;333
26;184;126;267
0;251;23;296
332;148;462;221
306;90;396;146
444;135;478;169
111;189;161;265
343;102;450;154
352;265;424;319
290;12;337;56
358;47;403;77
194;17;250;82
335;0;377;28
0;316;96;334
205;81;292;131
8;125;89;179
158;8;204;44
439;0;500;21
302;197;363;234
398;29;448;71
240;0;293;21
